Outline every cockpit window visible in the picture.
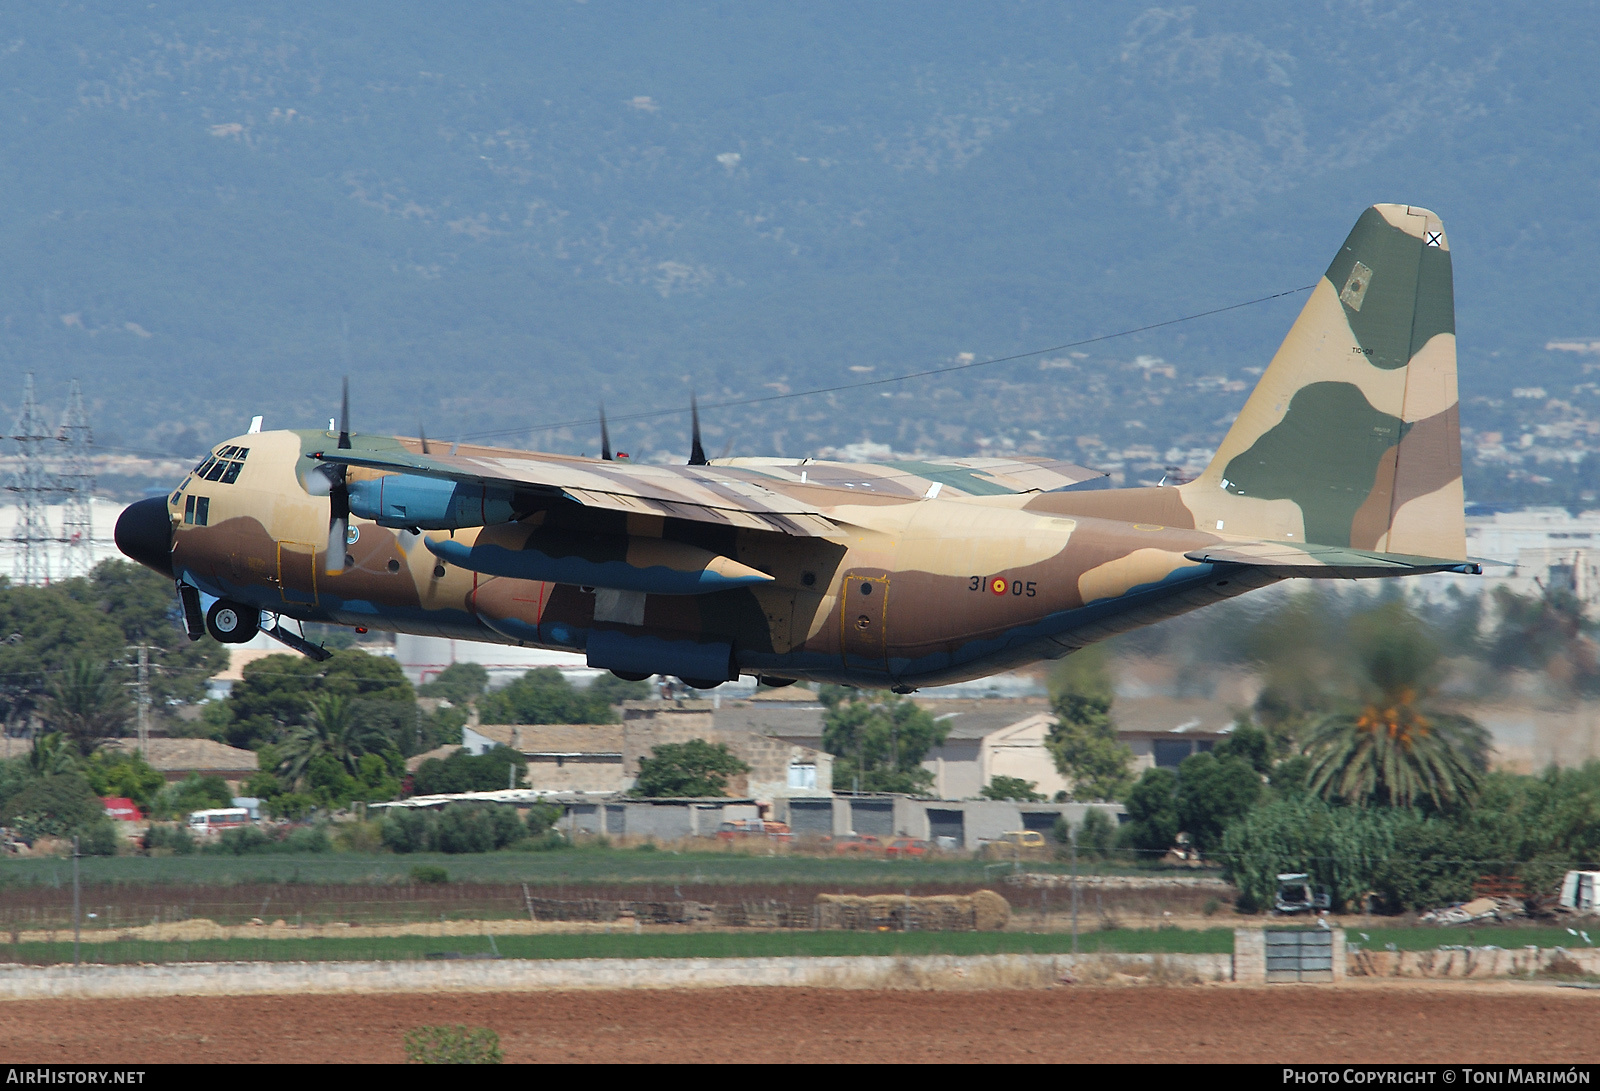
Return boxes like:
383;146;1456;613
184;494;210;527
195;447;249;485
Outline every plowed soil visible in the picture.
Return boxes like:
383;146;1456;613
1;985;1596;1064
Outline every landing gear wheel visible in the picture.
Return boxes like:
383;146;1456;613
205;600;260;644
610;670;651;682
678;677;724;690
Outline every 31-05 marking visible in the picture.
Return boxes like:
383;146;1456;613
969;576;1036;597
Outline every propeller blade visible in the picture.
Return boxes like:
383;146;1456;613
325;516;348;575
324;377;352;574
338;376;351;450
419;423;431;455
689;394;708;466
325;474;349;575
599;402;612;461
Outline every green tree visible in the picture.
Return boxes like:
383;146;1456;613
150;773;234;819
2;772;110;840
1174;751;1262;852
821;690;946;795
411;746;527;795
80;561;227;710
1214;721;1272;775
1044;648;1133;802
39;659;130;754
85;749;165;811
218;649;417;751
588;672;651;707
1120;767;1180;854
477;668;614;725
276;693;396;797
980;775;1045;801
418;662;489;706
28;732;82;776
1304;605;1489;810
633;739;749;798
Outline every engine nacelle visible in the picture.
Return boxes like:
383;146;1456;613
348;474;518;530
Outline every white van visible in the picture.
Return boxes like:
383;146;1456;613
1560;871;1600;913
187;808;251;834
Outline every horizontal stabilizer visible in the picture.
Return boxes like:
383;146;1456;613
1184;541;1480;578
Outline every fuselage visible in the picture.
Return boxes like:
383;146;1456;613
133;427;1273;689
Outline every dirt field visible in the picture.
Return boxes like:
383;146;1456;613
1;984;1595;1064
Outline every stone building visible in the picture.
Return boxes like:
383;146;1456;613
450;699;832;802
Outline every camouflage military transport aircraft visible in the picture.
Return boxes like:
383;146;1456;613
115;203;1477;691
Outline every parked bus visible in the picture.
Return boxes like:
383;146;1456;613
187;808;251;834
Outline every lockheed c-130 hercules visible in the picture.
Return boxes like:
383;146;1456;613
115;204;1479;692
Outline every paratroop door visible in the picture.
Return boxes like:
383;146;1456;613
840;574;888;671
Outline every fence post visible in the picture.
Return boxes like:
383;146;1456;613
72;836;80;968
1070;826;1079;956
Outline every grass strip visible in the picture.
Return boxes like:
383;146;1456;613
0;927;1235;966
0;849;1162;887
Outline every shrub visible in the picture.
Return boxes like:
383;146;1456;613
403;1025;501;1064
525;803;563;838
150;773;234;821
282;825;332;853
382;809;434;854
1079;808;1116;858
335;819;384;852
410;864;449;884
79;820;119;857
211;826;272;855
142;824;195;855
980;775;1046;802
1221;797;1413;911
209;823;332;855
435;804;524;854
265;792;318;821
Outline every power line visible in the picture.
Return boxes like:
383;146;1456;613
457;284;1317;444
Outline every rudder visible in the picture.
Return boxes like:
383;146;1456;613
1178;204;1464;560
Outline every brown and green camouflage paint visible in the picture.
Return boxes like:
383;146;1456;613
149;205;1472;688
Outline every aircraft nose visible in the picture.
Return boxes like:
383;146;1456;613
114;496;174;578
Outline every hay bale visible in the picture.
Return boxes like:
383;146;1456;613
813;890;1010;931
970;889;1011;931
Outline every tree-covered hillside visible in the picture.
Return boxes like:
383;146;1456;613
1;3;1596;505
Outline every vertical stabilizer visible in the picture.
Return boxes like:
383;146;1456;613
1178;204;1464;559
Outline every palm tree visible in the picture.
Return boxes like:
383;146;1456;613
276;693;384;790
40;659;130;755
1304;607;1489;810
28;731;82;775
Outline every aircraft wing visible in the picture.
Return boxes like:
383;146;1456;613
315;442;840;536
1184;541;1482;577
314;439;1107;538
715;455;1108;497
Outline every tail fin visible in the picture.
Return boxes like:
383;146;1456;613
1179;204;1464;559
